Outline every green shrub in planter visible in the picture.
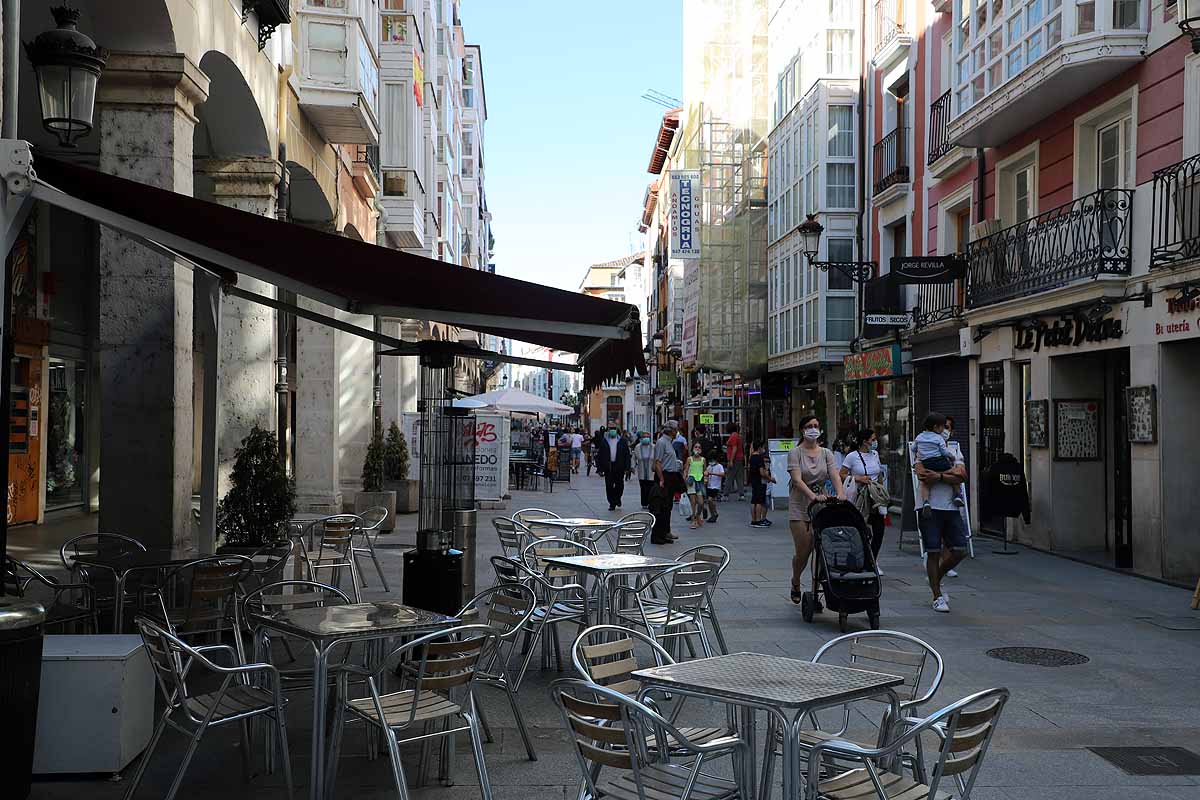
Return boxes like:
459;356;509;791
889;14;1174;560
362;430;386;492
217;426;296;547
384;421;410;481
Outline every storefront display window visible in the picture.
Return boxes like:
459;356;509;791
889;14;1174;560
836;383;859;441
46;358;87;509
868;378;911;501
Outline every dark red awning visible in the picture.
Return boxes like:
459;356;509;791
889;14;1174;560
32;155;645;389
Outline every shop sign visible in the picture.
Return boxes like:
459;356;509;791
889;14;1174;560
669;170;701;258
890;256;966;284
1157;287;1200;337
844;344;901;381
1013;314;1123;353
864;313;912;327
699;413;715;424
658;370;677;389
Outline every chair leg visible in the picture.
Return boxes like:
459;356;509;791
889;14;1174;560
274;707;295;800
696;621;715;659
478;696;495;743
123;709;171;800
164;725;207;800
381;727;413;800
366;537;390;591
347;558;363;603
706;607;731;654
466;698;494;800
239;719;254;782
505;679;538;761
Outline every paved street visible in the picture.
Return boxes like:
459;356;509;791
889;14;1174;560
26;473;1200;800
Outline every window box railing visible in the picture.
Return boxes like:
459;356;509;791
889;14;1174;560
927;90;954;165
1150;153;1200;269
874;0;906;55
914;279;964;328
965;188;1133;309
872;127;909;195
353;144;381;182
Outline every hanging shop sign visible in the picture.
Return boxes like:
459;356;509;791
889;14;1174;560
669;170;701;258
657;370;677;390
1156;286;1200;338
698;413;715;425
889;256;967;284
1013;313;1124;353
864;313;912;327
844;344;902;381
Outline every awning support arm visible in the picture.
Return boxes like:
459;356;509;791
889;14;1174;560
355;303;631;341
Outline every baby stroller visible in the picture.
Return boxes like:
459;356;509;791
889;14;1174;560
800;498;882;631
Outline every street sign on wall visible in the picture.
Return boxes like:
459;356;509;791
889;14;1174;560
864;313;912;327
890;256;966;284
669;170;701;258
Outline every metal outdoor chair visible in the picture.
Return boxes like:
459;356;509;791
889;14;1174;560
762;630;946;790
145;555;253;654
59;532;148;622
125;616;293;800
327;625;500;800
455;584;540;761
571;624;736;752
351;505;391;591
676;544;732;654
493;516;536;557
3;557;97;633
303;514;363;602
242;579;352;682
805;688;1009;800
490;555;589;685
618;511;656;529
612;561;720;660
551;678;750;800
513;507;560;537
608;520;652;555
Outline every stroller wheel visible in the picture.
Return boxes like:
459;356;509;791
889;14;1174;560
838;611;849;633
801;592;815;623
868;611;881;630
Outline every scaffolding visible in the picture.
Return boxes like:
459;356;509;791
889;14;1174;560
679;0;770;377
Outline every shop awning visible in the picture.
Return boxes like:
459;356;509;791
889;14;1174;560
29;154;645;389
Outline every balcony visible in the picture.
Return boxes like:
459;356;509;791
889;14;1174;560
927;91;974;178
872;127;909;197
873;0;912;65
965;188;1133;309
947;0;1147;148
380;169;425;249
351;144;380;197
913;280;965;329
242;0;290;50
1150;154;1200;270
296;3;381;145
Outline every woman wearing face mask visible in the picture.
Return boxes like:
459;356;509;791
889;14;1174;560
840;428;890;570
684;443;708;530
787;414;846;604
634;432;657;508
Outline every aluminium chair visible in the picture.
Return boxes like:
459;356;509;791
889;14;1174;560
303;514;364;602
4;557;97;632
352;505;391;591
612;561;720;660
491;555;589;687
676;544;732;654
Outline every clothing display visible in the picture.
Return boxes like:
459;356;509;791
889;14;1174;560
981;452;1031;524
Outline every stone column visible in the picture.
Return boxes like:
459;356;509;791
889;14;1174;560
195;157;281;495
294;298;342;511
396;321;423;413
96;53;209;550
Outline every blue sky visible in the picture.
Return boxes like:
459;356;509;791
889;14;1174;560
464;1;682;291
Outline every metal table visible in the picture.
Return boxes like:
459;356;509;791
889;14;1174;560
290;512;334;549
633;652;903;800
526;516;620;546
541;553;677;624
71;548;200;632
248;601;457;800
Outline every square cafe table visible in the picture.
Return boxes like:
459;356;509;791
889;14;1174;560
248;601;457;800
526;517;620;546
541;553;678;625
633;652;904;800
71;547;200;632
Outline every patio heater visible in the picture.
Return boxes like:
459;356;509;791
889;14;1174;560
402;341;477;615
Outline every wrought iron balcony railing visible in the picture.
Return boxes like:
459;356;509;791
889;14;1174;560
872;127;909;195
353;144;381;183
874;0;906;55
914;279;964;329
927;90;954;166
1150;153;1200;269
965;188;1134;309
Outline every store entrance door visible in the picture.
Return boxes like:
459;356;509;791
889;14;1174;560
978;362;1006;534
1110;350;1132;569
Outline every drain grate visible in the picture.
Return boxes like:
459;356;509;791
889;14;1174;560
985;646;1089;666
1090;747;1200;776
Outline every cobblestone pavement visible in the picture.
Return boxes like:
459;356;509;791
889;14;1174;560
27;472;1200;800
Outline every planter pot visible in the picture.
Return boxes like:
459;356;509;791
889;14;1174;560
355;491;396;531
386;479;419;515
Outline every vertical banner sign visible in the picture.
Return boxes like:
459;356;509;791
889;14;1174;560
473;412;504;501
413;52;424;106
670;170;701;258
681;259;700;363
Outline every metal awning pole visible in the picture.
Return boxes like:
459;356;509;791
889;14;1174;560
197;272;221;554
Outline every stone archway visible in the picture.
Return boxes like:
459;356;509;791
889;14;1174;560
286;161;336;227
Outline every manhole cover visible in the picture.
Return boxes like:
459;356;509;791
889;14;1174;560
1090;747;1200;776
985;647;1089;666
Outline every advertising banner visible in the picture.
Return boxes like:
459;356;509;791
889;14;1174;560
681;258;700;363
669;170;701;258
473;413;506;501
843;344;902;381
889;256;966;284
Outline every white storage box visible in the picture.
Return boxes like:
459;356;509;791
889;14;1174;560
33;635;155;774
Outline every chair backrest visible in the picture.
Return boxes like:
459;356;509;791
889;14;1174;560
605;520;651;555
513;508;559;525
522;537;592;581
242;542;293;595
360;506;389;532
813;630;944;706
158;556;252;634
676;543;731;575
458;583;537;640
320;515;362;551
134;615;246;725
243;579;350;619
661;560;719;615
60;532;147;572
374;625;498;729
571;624;675;696
924;688;1009;799
492;517;533;557
618;511;655;529
490;555;536;589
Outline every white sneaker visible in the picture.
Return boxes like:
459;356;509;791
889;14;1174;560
875;566;885;576
946;568;959;578
932;595;950;613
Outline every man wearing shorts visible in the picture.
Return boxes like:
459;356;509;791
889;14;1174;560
917;450;968;613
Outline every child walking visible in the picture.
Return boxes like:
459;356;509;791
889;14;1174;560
704;452;725;524
914;412;966;516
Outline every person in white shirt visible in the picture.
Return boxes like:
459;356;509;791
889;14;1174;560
703;452;726;524
840;428;889;573
569;428;584;473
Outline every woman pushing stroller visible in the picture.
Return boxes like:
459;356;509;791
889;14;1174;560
787;415;846;605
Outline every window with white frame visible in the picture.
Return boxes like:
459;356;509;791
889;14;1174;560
380;81;409;170
1096;117;1133;189
827;238;854;290
826;164;855;208
827;29;856;74
826;297;856;341
828;105;853;157
995;143;1038;226
807;298;818;344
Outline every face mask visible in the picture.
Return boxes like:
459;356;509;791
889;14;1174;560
804;428;821;441
640;437;650;445
693;449;702;456
869;441;878;452
942;430;951;442
608;430;618;439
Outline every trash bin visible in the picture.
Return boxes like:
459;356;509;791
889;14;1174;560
402;548;464;616
0;598;47;800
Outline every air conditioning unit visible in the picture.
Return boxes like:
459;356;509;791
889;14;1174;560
960;327;982;357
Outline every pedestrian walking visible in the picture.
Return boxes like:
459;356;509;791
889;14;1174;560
915;412;966;516
724;423;745;500
748;440;773;527
684;443;707;530
786;414;846;606
634;431;656;508
704;451;725;523
652;421;686;544
595;425;631;511
840;428;890;573
916;444;968;613
570;428;584;473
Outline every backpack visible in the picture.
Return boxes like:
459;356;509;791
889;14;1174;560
820;526;866;574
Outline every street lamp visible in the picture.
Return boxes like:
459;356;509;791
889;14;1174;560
24;6;108;148
1181;0;1200;53
795;213;877;284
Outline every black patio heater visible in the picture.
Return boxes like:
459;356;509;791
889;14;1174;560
402;341;476;615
